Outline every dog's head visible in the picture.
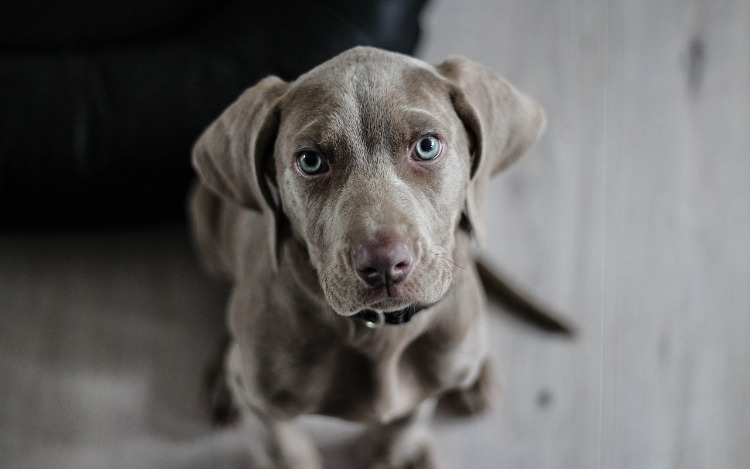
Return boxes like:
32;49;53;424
193;47;544;317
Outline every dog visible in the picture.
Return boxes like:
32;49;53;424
189;46;546;468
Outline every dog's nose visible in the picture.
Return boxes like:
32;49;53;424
352;237;414;288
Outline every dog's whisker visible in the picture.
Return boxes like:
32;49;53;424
432;246;465;270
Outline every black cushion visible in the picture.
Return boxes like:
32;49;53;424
0;0;428;228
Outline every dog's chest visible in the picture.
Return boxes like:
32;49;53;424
260;321;483;423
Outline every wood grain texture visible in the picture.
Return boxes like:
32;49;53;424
1;1;748;468
421;0;750;468
601;1;750;468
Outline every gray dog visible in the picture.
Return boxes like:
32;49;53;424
189;46;546;468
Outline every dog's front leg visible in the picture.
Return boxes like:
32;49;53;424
224;342;322;469
239;409;321;469
353;399;440;469
437;358;495;417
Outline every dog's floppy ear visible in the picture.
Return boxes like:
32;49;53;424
192;76;287;210
437;57;546;244
192;76;288;267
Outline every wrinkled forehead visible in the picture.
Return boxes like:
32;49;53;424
277;54;453;154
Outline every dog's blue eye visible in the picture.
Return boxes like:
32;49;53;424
414;135;441;161
297;151;327;175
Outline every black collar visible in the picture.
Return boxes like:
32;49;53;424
354;303;431;327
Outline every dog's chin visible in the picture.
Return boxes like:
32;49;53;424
365;298;417;314
331;297;416;318
327;284;450;318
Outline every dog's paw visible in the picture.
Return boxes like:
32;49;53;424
438;360;495;417
351;422;440;469
362;441;439;469
391;445;439;469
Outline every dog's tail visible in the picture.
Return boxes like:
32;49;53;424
475;258;575;337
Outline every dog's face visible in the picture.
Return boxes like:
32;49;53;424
274;55;470;315
192;47;545;317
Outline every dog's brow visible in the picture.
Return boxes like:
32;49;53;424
398;110;444;137
405;107;441;122
295;119;318;138
404;108;438;119
289;125;365;166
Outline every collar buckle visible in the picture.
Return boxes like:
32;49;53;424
357;309;385;328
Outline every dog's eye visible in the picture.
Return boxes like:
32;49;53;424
296;151;328;175
413;135;442;161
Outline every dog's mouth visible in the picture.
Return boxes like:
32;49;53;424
353;303;433;327
343;281;455;328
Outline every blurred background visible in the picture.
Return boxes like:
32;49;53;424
1;0;748;468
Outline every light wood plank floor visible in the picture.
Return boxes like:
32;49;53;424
421;0;750;467
1;1;748;468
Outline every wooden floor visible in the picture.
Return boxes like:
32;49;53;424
1;1;748;468
421;0;750;467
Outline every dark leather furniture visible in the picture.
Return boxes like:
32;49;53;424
0;0;427;228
